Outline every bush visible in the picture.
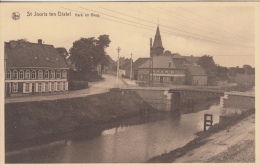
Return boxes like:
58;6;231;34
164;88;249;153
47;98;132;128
69;81;88;91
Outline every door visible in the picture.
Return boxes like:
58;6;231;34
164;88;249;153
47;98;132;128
32;83;35;94
160;76;163;83
6;83;10;97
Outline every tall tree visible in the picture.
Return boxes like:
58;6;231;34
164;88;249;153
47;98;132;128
69;35;111;73
197;55;216;71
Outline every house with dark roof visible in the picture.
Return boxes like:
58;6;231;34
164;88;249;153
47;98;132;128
130;58;149;80
119;60;132;78
5;40;70;97
185;65;207;86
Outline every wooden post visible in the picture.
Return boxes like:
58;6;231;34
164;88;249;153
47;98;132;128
204;114;213;131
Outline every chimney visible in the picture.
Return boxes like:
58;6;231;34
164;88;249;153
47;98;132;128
150;38;152;49
38;39;42;44
191;55;193;57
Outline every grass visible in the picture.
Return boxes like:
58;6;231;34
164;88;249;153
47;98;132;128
147;108;255;163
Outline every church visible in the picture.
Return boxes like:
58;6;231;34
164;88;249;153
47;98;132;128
137;26;208;86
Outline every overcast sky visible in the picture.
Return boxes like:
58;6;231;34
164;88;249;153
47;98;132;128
1;2;257;67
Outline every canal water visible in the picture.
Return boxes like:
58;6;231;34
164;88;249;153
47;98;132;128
6;100;220;163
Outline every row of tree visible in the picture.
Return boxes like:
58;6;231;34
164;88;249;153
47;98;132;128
197;55;255;84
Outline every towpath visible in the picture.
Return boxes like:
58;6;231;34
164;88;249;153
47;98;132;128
5;74;126;104
174;114;255;163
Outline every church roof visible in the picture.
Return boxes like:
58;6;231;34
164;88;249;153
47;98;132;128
152;26;164;49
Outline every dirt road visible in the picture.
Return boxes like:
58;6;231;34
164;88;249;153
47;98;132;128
5;74;126;104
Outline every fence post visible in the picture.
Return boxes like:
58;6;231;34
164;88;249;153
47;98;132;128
204;114;213;131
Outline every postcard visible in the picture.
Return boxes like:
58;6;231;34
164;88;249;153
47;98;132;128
0;1;259;165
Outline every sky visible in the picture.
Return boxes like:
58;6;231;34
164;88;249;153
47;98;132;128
0;2;258;67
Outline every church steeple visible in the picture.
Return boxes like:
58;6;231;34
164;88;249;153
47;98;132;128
152;25;164;55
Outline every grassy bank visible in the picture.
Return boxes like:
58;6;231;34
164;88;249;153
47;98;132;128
147;108;255;163
5;89;156;146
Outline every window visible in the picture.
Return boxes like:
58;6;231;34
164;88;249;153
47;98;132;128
12;83;18;93
13;70;18;79
6;70;11;79
62;70;67;79
165;70;168;74
44;71;49;79
171;70;175;74
56;70;61;79
161;70;163;74
38;70;43;79
25;83;30;92
57;82;60;91
51;71;55;79
31;70;36;79
51;82;54;91
38;83;42;92
45;82;49;91
25;70;30;79
63;82;66;90
19;70;24;79
169;62;171;68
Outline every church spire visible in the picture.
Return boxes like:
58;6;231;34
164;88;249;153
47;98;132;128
152;25;164;55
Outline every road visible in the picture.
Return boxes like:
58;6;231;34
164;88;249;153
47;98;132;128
5;74;126;104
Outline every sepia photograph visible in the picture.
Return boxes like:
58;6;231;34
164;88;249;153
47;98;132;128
0;1;259;164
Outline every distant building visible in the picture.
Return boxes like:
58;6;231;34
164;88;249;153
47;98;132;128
185;65;207;86
131;58;149;80
5;40;69;97
138;55;187;84
137;25;207;86
103;55;116;73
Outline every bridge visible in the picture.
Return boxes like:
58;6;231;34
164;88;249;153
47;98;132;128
122;86;225;112
123;86;254;118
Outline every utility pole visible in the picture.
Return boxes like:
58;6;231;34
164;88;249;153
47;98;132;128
116;46;121;85
130;52;133;80
149;38;152;87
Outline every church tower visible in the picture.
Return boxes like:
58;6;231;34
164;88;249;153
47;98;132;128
152;25;164;56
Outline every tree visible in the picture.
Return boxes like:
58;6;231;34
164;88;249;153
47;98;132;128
243;64;254;75
197;55;216;71
69;35;111;73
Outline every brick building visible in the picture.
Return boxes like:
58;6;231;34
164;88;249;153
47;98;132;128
4;40;70;97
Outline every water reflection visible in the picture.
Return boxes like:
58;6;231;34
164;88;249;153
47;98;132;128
6;100;220;163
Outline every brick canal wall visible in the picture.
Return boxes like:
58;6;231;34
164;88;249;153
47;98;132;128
220;92;255;118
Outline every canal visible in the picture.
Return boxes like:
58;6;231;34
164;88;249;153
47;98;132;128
6;100;220;163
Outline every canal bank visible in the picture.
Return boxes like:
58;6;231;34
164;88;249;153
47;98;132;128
5;88;156;150
147;108;255;163
6;100;221;163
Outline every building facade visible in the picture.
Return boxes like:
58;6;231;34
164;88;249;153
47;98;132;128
5;40;70;97
137;26;207;86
